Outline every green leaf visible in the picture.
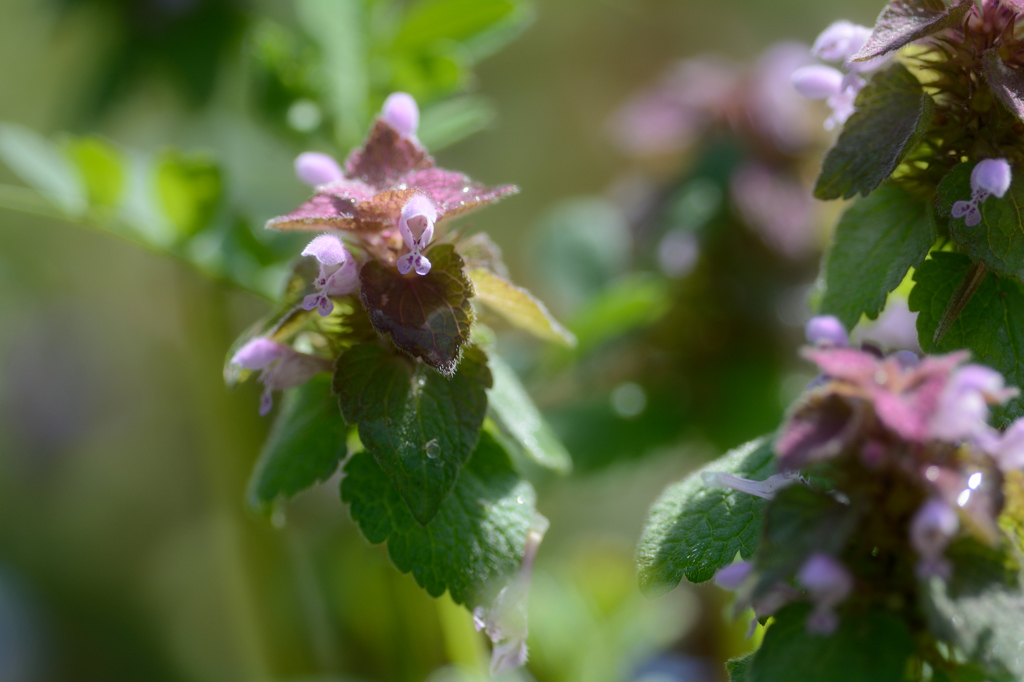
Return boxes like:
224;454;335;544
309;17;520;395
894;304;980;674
64;136;126;208
155;150;223;240
360;243;476;376
821;185;935;330
0;122;86;216
727;653;754;682
418;96;497;151
937;163;1024;284
487;352;572;474
246;375;347;515
334;343;492;525
910;252;1024;425
814;63;934;201
393;0;516;53
341;429;535;606
636;436;775;596
469;267;576;347
920;540;1024;682
750;604;914;682
568;273;672;356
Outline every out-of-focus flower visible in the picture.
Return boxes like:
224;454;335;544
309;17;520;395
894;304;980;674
381;92;420;139
714;561;754;590
797;553;853;634
294;152;344;187
742;43;818;153
730;162;817;258
909;498;959;579
952;159;1013;227
474;514;549;676
992;418;1024;470
300;234;360;316
850;298;921;354
230;338;331;415
657;229;700;278
396;193;437;276
805;315;849;347
930;364;1017;445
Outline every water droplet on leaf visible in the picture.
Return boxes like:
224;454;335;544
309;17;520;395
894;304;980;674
424;438;440;458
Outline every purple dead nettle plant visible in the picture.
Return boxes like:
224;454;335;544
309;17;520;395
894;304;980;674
710;316;1024;634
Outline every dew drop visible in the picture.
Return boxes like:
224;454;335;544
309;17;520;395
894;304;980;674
424;438;440;459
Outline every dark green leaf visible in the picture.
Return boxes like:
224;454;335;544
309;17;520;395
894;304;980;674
247;375;347;515
920;540;1024;682
360;243;475;376
334;343;492;524
155;150;223;239
821;185;935;330
727;653;753;682
937;163;1024;284
814;63;934;200
341;429;535;606
750;604;914;682
852;0;974;63
910;252;1024;425
487;353;572;474
469;267;576;347
636;437;775;596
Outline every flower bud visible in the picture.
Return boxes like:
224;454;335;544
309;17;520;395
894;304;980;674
812;21;872;62
791;65;844;99
972;158;1012;198
300;234;359;316
231;338;288;370
381;92;419;138
805;315;849;347
294;152;344;187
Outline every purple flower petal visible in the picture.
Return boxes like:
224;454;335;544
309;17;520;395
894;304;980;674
301;234;351;266
972;158;1012;198
797;553;852;606
791;65;844;99
413;253;431;276
381;92;419;138
812;20;872;62
806;315;849;347
714;561;754;591
397;252;415;275
231;338;287;370
294;152;344;187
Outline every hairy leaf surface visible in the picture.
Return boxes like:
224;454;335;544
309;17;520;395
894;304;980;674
469;267;576;347
852;0;973;62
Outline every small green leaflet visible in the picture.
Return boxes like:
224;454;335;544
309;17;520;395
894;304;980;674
341;429;535;606
155;150;223;240
636;436;775;596
814;63;934;201
247;375;348;515
334;343;492;525
937;163;1024;284
821;184;935;330
920;540;1024;682
487;352;572;474
360;243;475;376
750;604;914;682
910;252;1024;425
469;267;576;347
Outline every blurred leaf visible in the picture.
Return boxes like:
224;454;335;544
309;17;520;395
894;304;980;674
334;343;492;525
568;273;672;356
937;163;1024;284
296;0;368;145
814;63;934;200
360;244;475;376
393;0;516;53
910;252;1024;425
853;0;974;62
0;122;86;216
63;137;126;208
487;353;572;474
457;232;509;278
247;375;347;515
155;151;223;240
341;429;534;605
821;185;935;329
418;96;497;150
470;268;576;347
727;654;753;682
389;46;467;102
750;604;913;682
921;540;1024;682
636;436;775;596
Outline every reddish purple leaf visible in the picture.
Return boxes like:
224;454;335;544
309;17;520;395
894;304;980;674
852;0;973;63
345;119;433;186
983;49;1024;120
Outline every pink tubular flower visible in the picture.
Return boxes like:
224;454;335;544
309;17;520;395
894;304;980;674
300;234;360;316
397;193;437;276
991;417;1024;470
797;553;853;634
806;315;849;347
792;65;845;100
930;364;1017;445
910;498;959;580
381;92;419;138
812;21;872;62
231;338;331;415
952;159;1013;227
294;152;344;187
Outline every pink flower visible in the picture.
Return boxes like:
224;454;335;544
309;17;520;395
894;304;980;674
300;234;360;316
805;315;849;347
396;193;437;276
381;92;419;139
797;553;853;634
294;152;344;187
231;338;331;415
952;159;1013;227
909;499;959;580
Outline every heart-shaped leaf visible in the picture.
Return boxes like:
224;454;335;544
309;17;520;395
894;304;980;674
334;342;492;524
360;243;475;375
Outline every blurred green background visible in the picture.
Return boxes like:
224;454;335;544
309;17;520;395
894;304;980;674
0;0;885;680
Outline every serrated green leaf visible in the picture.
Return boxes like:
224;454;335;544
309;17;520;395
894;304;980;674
727;653;753;682
64;137;126;208
334;343;492;525
814;64;934;200
341;429;534;606
636;436;775;596
469;267;576;347
920;540;1024;682
937;163;1024;284
750;604;913;682
909;252;1024;425
487;353;571;474
360;243;475;376
155;150;223;240
0;122;86;216
821;185;935;330
247;375;347;515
